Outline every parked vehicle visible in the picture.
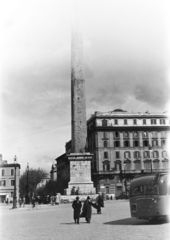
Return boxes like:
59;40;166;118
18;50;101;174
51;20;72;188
129;172;170;221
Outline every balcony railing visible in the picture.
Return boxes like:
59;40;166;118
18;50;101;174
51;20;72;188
93;168;170;175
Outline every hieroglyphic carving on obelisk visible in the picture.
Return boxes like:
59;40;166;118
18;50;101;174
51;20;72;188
71;31;87;153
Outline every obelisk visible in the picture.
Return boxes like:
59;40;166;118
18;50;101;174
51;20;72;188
65;31;95;195
71;32;87;153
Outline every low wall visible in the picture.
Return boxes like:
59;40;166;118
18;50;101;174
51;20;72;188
59;194;115;203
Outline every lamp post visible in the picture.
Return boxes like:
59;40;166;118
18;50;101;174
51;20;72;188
149;146;152;173
12;155;17;209
124;163;127;193
26;163;29;204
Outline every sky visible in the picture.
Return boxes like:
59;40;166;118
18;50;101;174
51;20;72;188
1;0;170;174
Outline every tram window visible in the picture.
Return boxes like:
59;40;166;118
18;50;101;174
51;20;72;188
159;175;168;195
145;185;157;194
132;186;144;195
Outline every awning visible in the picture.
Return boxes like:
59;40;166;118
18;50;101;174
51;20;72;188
153;159;160;162
144;159;151;163
134;159;141;163
124;159;131;163
162;158;169;162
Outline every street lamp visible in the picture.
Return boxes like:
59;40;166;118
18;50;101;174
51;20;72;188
124;163;127;193
12;155;17;209
149;146;152;173
26;163;29;204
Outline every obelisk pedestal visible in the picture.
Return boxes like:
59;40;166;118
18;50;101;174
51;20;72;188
65;153;96;195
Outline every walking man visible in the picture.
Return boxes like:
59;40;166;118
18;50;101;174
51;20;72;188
96;193;104;214
72;196;82;224
82;196;92;223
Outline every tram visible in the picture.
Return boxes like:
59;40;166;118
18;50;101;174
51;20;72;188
129;172;170;220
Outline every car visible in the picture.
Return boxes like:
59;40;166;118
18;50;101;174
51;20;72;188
116;192;129;200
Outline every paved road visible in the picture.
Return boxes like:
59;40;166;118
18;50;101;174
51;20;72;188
0;200;170;240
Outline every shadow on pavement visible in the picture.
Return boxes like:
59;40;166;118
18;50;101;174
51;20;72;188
60;222;88;225
104;217;170;225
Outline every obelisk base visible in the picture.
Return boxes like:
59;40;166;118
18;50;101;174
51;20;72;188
65;153;96;195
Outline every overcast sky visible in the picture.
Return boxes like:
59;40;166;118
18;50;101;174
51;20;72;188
1;0;170;173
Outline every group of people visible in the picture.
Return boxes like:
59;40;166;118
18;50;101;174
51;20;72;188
72;193;104;224
18;197;26;207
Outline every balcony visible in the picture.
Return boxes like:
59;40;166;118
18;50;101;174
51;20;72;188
92;168;170;176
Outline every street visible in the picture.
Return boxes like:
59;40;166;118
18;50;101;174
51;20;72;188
0;200;170;240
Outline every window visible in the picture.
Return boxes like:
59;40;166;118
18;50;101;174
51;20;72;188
11;180;15;186
114;141;120;147
133;132;138;138
104;151;108;159
162;151;167;158
104;141;108;148
134;161;141;171
0;180;6;186
152;140;158;147
151;119;157;124
2;169;5;176
152;132;157;138
115;163;121;171
133;119;137;125
160;119;166;124
115;152;120;159
103;163;110;171
102;119;108;127
124;132;129;138
103;132;108;139
134;141;139;147
143;140;149;147
143;119;146;125
124;151;130;158
153;151;159;158
153;160;159;169
144;160;152;170
11;169;14;176
144;151;149;158
124;161;131;171
115;131;119;138
134;151;140;158
143;132;148;138
161;140;166;146
115;119;118;125
124;119;127;125
124;141;130;147
162;159;169;169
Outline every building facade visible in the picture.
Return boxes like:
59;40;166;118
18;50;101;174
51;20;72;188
87;109;170;195
0;155;20;203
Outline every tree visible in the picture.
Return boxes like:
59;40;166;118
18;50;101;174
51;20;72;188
19;168;48;199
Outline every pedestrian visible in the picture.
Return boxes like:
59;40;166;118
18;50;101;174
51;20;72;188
72;196;82;224
81;196;92;223
96;193;104;214
18;197;22;207
55;194;60;205
22;197;25;207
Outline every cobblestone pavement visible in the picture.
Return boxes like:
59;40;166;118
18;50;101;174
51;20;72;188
0;200;170;240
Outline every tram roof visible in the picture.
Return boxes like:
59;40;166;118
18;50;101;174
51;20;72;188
130;172;169;189
130;175;155;189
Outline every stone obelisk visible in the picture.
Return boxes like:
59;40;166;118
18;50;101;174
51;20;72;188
71;31;87;153
65;31;95;195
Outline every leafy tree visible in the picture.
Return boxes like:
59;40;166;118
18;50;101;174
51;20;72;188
36;167;70;197
19;168;48;198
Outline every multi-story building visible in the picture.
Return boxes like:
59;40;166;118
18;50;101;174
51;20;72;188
87;109;170;195
0;155;20;203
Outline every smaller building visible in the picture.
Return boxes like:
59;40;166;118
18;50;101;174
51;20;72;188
0;155;20;203
37;174;51;188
